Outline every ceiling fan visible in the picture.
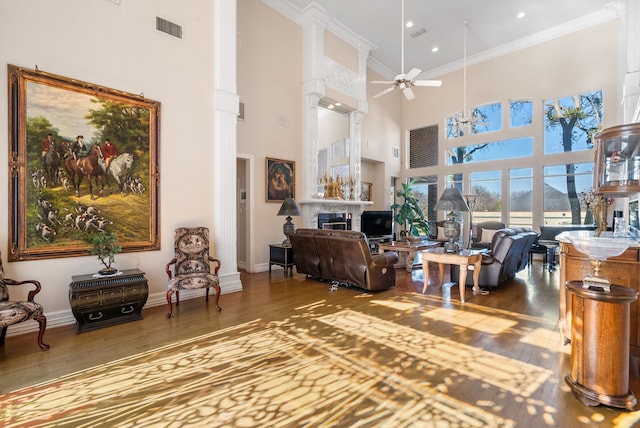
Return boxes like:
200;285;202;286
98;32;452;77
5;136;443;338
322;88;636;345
371;0;442;101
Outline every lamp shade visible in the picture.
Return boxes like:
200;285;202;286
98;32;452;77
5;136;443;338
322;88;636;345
277;198;301;217
434;187;470;212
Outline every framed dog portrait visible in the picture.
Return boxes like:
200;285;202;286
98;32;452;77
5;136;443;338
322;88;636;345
266;157;294;202
7;64;161;261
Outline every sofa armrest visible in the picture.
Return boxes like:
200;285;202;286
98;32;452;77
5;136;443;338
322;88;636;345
371;251;399;267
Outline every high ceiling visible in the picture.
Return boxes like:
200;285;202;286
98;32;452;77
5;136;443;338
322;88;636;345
286;0;618;79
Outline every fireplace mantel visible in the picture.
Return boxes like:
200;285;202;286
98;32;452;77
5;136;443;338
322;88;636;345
299;199;373;231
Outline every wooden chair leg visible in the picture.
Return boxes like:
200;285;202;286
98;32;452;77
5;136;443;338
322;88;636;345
0;326;7;346
166;289;174;319
212;284;222;312
36;314;50;351
205;286;210;302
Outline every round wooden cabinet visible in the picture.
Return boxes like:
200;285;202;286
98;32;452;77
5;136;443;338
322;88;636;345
565;280;638;410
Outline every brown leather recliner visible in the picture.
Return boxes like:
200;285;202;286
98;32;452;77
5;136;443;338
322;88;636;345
289;228;398;291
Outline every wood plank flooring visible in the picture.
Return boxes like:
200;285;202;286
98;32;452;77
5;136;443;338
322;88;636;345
2;260;640;426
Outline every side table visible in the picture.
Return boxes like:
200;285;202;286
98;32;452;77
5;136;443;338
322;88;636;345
269;244;295;277
421;248;484;302
378;239;440;272
69;269;148;333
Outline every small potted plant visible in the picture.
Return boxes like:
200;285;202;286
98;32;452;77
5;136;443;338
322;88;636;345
391;178;431;241
88;232;122;275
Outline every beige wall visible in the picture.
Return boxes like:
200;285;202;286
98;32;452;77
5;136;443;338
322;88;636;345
237;0;303;271
0;0;224;329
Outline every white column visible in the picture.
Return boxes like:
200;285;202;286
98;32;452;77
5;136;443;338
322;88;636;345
622;0;640;122
213;0;242;293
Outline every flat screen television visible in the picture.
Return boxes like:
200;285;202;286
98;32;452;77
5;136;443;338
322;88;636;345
361;210;393;238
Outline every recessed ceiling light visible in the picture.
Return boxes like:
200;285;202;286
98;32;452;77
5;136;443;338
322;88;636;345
328;105;334;109
432;46;439;53
517;12;526;19
406;21;414;28
335;102;342;106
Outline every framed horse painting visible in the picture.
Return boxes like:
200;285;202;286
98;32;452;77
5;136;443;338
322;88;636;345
7;64;161;261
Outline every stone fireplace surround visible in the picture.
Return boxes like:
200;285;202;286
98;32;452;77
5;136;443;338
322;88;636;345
299;199;373;232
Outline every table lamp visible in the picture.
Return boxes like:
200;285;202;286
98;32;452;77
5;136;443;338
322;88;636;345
435;187;470;253
464;194;479;248
277;198;301;247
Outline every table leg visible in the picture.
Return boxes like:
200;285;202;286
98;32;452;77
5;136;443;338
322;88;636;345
458;263;468;302
406;250;416;272
438;263;445;287
472;259;487;296
422;260;429;293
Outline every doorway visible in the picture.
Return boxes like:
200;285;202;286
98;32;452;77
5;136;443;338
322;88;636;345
237;155;252;271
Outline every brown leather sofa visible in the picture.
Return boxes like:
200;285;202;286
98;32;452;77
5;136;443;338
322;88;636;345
451;227;538;288
289;228;399;291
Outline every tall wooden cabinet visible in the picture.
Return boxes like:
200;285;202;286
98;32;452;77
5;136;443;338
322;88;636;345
559;240;640;356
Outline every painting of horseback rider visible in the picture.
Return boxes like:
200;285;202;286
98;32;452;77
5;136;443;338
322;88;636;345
9;64;160;261
72;135;88;159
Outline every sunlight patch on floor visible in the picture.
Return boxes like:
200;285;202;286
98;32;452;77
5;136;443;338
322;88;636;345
370;299;422;311
520;327;570;355
319;309;552;397
423;307;517;334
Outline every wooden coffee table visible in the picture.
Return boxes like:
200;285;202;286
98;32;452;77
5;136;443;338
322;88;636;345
378;239;441;272
421;247;485;302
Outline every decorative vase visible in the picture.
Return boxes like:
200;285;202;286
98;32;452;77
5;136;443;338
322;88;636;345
591;197;608;237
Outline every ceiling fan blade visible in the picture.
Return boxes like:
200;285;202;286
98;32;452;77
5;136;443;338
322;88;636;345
406;67;422;80
373;87;395;98
403;87;415;100
413;79;443;87
371;80;394;85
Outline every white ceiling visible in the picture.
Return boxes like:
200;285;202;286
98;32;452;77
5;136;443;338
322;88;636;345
286;0;618;79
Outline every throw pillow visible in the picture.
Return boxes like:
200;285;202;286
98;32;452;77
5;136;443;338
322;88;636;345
481;228;498;244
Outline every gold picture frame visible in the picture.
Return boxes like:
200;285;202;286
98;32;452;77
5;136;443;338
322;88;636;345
7;64;161;261
361;182;372;202
266;157;295;202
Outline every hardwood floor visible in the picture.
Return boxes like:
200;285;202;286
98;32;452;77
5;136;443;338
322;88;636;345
2;260;640;426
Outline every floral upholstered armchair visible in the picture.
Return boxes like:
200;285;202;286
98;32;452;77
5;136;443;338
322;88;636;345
0;252;49;350
165;227;221;319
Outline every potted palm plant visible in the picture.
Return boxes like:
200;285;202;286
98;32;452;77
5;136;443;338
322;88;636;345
391;178;431;241
88;231;122;275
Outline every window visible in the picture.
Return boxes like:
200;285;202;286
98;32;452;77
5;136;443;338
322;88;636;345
398;176;438;222
510;100;533;128
544;90;603;154
446;137;533;165
446;102;502;138
510;168;533;227
543;162;594;225
470;170;502;223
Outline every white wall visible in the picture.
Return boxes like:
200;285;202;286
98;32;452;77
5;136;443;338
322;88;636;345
0;0;240;333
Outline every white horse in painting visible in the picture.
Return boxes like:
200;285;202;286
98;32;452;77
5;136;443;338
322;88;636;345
99;152;134;194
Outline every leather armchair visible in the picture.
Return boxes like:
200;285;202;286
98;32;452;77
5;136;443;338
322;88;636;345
451;227;538;288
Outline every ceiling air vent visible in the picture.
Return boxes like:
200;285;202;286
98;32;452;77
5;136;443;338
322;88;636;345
409;28;427;38
156;17;182;39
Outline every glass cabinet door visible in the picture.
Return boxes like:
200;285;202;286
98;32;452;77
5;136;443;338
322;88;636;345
594;123;640;195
